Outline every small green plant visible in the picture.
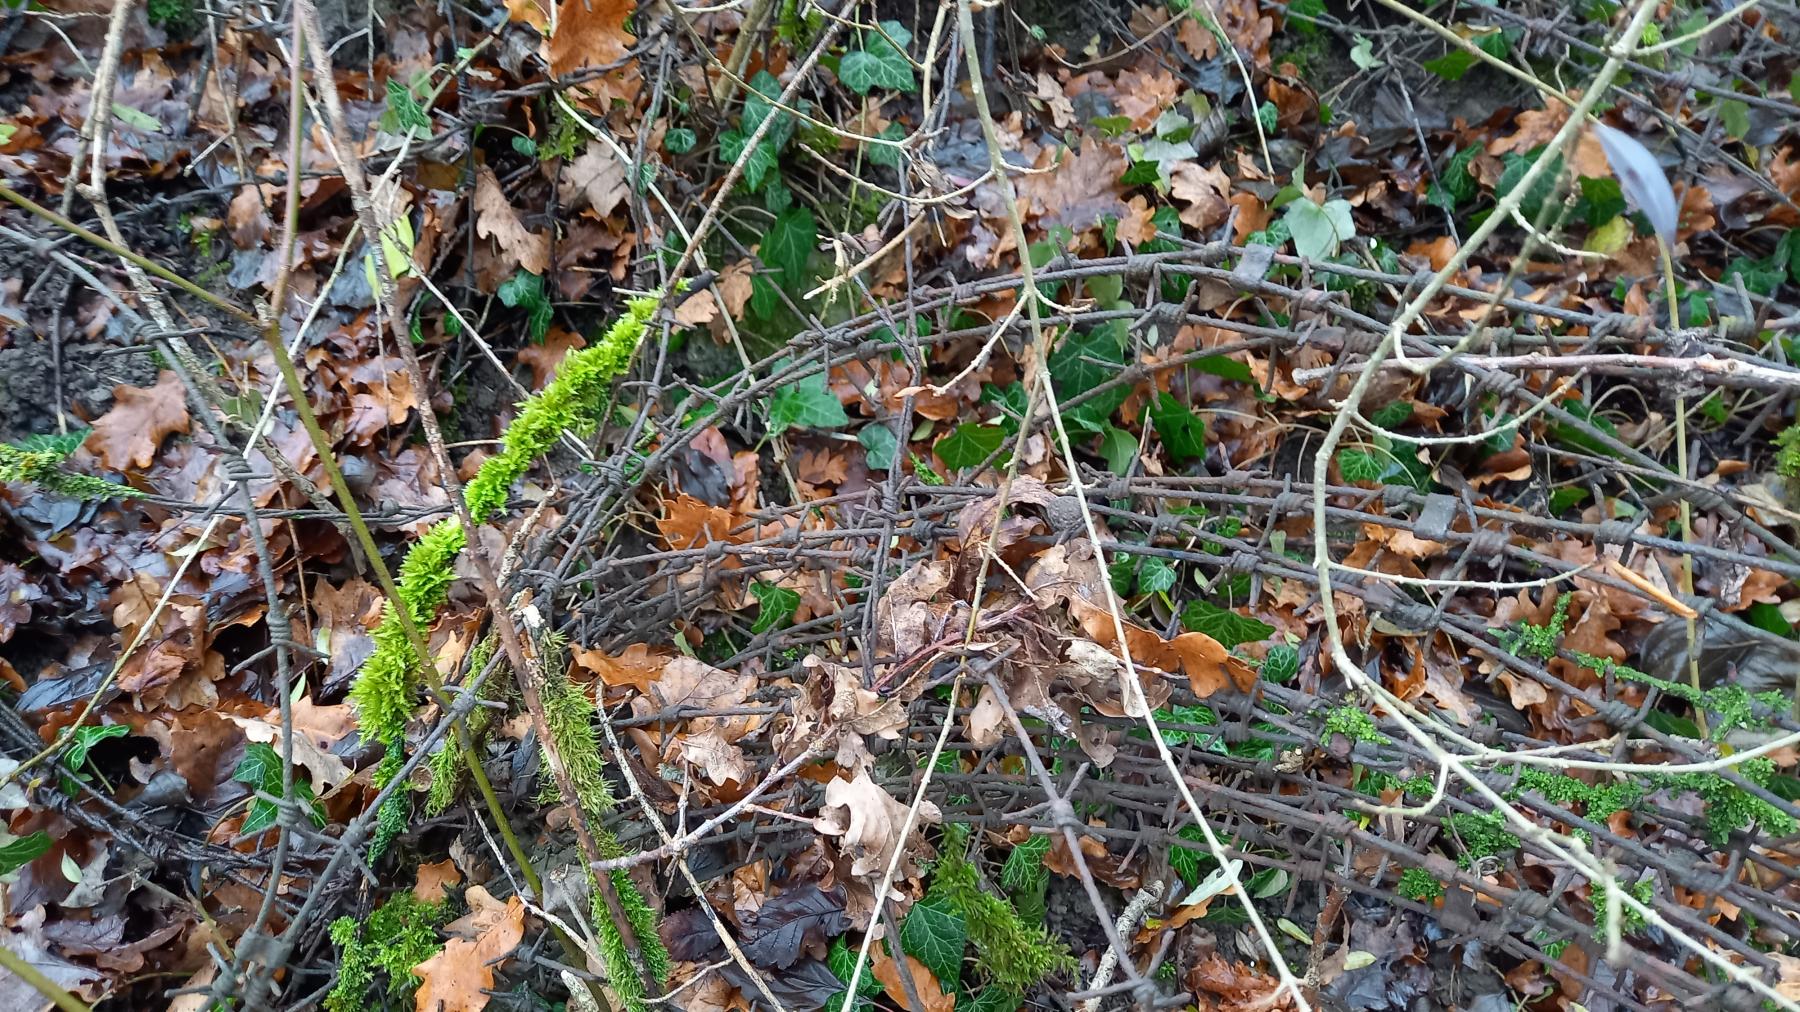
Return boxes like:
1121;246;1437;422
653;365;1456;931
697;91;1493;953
0;435;139;501
1397;867;1444;903
1495;591;1572;660
1579;653;1785;743
1320;705;1389;746
326;893;447;1012
1588;876;1654;939
1444;810;1520;867
927;824;1075;994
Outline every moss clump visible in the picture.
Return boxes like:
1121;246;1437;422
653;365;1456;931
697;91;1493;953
593;867;671;1012
463;292;660;524
1397;866;1444;902
348;517;466;752
326;892;447;1012
1320;705;1389;746
1589;876;1654;939
930;825;1075;994
1444;811;1520;868
0;443;141;501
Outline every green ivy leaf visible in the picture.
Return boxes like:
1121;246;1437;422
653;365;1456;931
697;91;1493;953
1262;643;1299;683
1148;392;1206;461
1048;323;1128;429
864;123;908;169
1181;600;1274;648
999;836;1050;893
1282;196;1357;261
1718;98;1750;140
980;382;1028;435
0;832;52;876
899;893;966;991
665;127;697;154
1336;448;1385;483
241;797;280;835
65;724;129;772
511;134;539;157
936;423;1006;470
1369;400;1413;430
1422;29;1508;81
749;581;800;634
1136;556;1177;595
13;430;90;457
838;21;916;95
719;129;780;193
1169;824;1207;885
1548;486;1590;514
858;424;899;470
233;742;284;794
1191;354;1255;385
767;364;849;436
761;207;817;295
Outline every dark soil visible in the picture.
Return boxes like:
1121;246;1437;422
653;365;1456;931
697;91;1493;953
0;338;158;445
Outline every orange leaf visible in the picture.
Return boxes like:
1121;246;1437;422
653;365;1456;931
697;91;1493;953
872;950;955;1012
84;370;191;470
414;887;525;1012
547;0;635;81
473;167;549;275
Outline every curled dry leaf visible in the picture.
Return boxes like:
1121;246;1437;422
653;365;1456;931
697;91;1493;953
84;370;191;471
812;770;939;882
473;166;549;275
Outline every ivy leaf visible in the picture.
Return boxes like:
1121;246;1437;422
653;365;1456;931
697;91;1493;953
741;70;796;148
1283;196;1357;261
1048;323;1128;428
749;581;800;634
936;423;1005;470
1136;556;1177;595
899;893;966;992
768;363;849;436
0;832;51;876
1262;643;1299;683
65;724;129;772
980;382;1027;435
1169;824;1207;885
761;207;817;295
665;127;697;154
1181;600;1274;648
1148;393;1206;461
13;430;90;456
241;798;280;835
858;424;898;470
999;836;1050;893
719;129;780;193
1336;448;1385;483
1192;354;1255;385
233;742;285;794
838;21;916;95
1369;400;1413;430
864;123;908;169
1422;29;1508;81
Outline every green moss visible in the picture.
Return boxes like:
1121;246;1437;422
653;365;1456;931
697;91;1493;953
1660;757;1797;845
1589;876;1654;939
1320;706;1389;746
537;644;618;820
1776;423;1800;479
464;292;660;524
348;518;467;751
1445;811;1520;867
326;893;448;1012
1496;591;1571;660
0;444;141;501
930;825;1075;993
1397;867;1444;902
591;867;672;1012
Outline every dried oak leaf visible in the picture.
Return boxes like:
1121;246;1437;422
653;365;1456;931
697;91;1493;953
557;140;629;218
1169;161;1231;232
84;369;190;470
547;0;635;78
473;166;549;275
813;771;939;882
413;886;525;1012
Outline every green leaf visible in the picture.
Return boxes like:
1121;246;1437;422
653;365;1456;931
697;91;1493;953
767;364;850;436
1369;400;1413;430
1048;323;1128;428
1169;824;1207;885
1428;142;1482;210
1422;29;1508;81
936;423;1006;470
0;124;15;146
0;832;52;876
999;836;1050;893
1262;643;1299;683
959;986;1020;1012
65;724;129;772
1098;424;1137;476
241;797;279;835
741;70;796;148
1336;448;1384;483
1349;34;1383;69
111;104;163;134
719;129;780;193
1148;392;1206;461
1191;354;1255;385
761;207;817;295
899;893;966;991
1548;486;1590;514
383;77;432;134
838;21;916;94
1181;600;1275;648
1577;175;1626;227
1746;601;1792;637
13;430;90;457
1136;556;1177;595
1497;150;1562;224
859;424;899;470
749;581;800;634
1283;197;1357;261
233;742;284;793
511;134;538;157
665;127;697;154
980;382;1028;435
865;123;908;169
1719;98;1750;140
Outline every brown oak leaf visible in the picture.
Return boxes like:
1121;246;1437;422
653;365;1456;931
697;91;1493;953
85;370;190;470
413;886;524;1012
473;167;549;275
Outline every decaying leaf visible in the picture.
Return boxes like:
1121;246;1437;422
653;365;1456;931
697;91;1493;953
813;771;939;883
413;886;525;1012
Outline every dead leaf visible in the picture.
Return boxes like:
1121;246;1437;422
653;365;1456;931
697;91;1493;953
414;859;462;903
1169;161;1230;231
872;950;955;1012
812;771;940;881
474;166;549;275
85;370;191;470
414;886;525;1012
558;141;628;217
547;0;635;80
